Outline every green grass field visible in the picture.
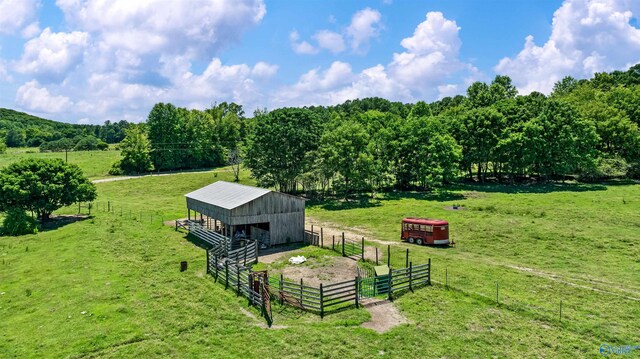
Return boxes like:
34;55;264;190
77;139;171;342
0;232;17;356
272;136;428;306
0;147;121;180
1;167;639;358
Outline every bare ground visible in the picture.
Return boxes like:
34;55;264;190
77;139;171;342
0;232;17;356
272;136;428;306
360;300;409;333
280;256;359;287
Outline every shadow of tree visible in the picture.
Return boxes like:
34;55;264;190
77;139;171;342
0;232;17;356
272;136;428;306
449;182;609;194
39;215;91;232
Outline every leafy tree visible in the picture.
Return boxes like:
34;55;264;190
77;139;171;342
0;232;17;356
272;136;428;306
318;120;374;196
466;82;493;108
245;108;323;193
0;158;97;221
552;76;578;97
116;126;154;174
492;75;518;98
456;107;505;181
0;134;6;154
74;135;108;151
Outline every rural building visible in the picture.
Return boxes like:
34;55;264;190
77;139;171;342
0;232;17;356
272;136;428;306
185;181;305;246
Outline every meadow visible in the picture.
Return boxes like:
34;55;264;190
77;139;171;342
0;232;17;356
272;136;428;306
0;164;638;358
0;147;121;180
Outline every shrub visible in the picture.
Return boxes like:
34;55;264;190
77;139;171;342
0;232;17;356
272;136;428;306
579;157;629;182
1;208;39;236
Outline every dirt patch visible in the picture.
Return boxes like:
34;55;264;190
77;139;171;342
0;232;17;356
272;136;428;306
238;307;287;329
280;256;358;287
305;218;396;246
361;300;409;333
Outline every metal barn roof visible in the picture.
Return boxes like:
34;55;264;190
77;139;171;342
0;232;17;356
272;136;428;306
185;181;271;210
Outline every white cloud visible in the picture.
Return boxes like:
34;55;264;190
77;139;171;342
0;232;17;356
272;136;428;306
15;28;89;81
346;8;382;53
16;80;72;112
289;31;319;55
252;61;279;78
495;0;640;94
55;0;266;58
77;118;90;124
0;0;39;35
276;11;478;106
21;21;40;38
314;30;345;54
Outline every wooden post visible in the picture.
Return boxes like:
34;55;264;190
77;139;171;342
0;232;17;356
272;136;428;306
206;250;210;274
300;278;304;307
387;268;393;301
78;202;81;214
332;235;335;250
320;283;324;318
311;225;314;245
108;201;110;212
405;248;409;268
120;207;123;216
225;261;229;290
560;299;563;323
445;267;448;288
280;274;284;305
188;209;191;221
244;245;248;266
214;254;219;282
428;258;431;285
387;244;391;267
237;267;240;296
355;276;359;309
342;233;345;257
320;228;324;248
376;247;379;265
361;237;365;261
248;273;253;305
409;262;413;292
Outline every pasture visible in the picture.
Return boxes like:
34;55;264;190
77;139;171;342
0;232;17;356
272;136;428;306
0;166;638;358
0;147;121;180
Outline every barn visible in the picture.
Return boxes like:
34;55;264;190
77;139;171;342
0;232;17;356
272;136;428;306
185;181;305;246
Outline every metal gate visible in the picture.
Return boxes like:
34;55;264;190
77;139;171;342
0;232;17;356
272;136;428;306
358;267;389;298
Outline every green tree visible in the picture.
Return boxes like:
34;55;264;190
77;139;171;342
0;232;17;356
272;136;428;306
0;158;97;221
1;208;39;236
551;76;578;97
245;108;323;193
117;126;154;174
0;134;6;154
318;120;374;196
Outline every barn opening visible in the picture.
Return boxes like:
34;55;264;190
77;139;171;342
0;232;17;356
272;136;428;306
185;181;305;248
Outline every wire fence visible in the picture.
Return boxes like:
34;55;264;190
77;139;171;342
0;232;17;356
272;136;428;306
78;200;171;228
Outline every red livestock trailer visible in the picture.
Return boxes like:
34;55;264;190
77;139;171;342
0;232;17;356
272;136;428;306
401;217;452;246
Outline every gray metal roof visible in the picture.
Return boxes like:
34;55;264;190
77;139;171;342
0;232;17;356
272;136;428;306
185;181;271;210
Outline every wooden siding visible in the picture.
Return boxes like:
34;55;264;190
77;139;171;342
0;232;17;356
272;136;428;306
186;190;305;245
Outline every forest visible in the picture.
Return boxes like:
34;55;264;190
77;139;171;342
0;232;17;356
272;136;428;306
126;64;640;195
0;108;130;151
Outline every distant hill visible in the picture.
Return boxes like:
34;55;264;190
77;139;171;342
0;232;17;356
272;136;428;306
0;108;129;147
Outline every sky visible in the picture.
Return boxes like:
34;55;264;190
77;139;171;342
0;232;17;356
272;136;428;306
0;0;639;124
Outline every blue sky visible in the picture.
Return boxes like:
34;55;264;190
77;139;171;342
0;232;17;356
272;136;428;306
0;0;639;124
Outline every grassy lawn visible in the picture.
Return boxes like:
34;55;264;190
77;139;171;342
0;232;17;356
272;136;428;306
1;170;638;357
0;147;121;180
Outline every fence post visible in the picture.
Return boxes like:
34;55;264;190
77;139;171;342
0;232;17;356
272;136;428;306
409;262;413;292
78;202;81;214
279;274;284;306
376;247;379;266
120;207;123;216
244;245;248;266
496;282;499;305
206;250;210;275
311;225;314;245
214;255;219;282
248;273;253;306
428;258;431;285
387;245;391;267
320;283;324;318
108;201;110;212
225;261;229;290
332;235;335;250
321;228;324;248
342;233;345;257
300;278;304;308
355;276;359;309
361;237;365;261
559;299;563;323
387;268;393;301
237;266;240;296
405;248;409;268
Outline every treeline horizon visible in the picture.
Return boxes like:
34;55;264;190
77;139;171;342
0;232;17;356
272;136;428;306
135;63;640;195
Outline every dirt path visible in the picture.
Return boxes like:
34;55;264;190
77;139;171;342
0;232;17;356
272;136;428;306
361;300;409;333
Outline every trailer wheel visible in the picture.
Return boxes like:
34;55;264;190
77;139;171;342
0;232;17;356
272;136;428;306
408;237;415;244
416;238;424;245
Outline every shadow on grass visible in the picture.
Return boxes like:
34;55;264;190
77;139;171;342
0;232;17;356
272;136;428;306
307;190;465;211
39;215;91;232
184;233;213;250
449;182;610;194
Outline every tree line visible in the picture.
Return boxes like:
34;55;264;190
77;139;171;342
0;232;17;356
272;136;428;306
117;64;640;196
0;108;130;151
